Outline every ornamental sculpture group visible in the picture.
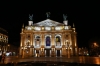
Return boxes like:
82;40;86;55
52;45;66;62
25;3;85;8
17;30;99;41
29;12;67;21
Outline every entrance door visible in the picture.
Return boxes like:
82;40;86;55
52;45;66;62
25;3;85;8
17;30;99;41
36;50;39;57
36;50;39;53
57;50;60;57
46;49;50;57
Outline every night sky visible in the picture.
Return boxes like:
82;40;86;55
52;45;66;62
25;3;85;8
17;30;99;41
0;1;100;47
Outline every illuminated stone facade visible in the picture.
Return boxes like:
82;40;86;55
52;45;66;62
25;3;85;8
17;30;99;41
20;15;78;58
0;28;8;55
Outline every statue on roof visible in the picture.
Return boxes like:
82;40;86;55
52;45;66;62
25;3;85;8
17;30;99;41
29;14;33;21
46;12;50;19
63;14;67;21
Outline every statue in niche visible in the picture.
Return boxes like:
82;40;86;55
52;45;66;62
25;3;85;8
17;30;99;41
63;14;67;21
35;36;40;46
46;12;50;19
56;36;61;46
66;35;69;40
29;14;33;21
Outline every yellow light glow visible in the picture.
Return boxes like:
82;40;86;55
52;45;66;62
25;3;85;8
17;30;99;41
8;44;10;46
94;42;98;47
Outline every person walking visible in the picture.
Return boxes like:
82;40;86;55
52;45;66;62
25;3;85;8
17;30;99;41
0;55;2;63
2;54;5;63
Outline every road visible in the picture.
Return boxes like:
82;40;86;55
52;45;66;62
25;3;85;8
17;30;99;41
3;56;100;65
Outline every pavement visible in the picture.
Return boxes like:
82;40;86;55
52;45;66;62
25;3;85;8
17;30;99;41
1;56;100;65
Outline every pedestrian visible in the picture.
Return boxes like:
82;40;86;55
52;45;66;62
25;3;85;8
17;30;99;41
0;55;2;63
2;54;5;63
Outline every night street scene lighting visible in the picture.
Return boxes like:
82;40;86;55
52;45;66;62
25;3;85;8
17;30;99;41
0;1;100;66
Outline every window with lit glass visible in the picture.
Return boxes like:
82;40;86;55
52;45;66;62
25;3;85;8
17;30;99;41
35;36;40;46
55;36;61;46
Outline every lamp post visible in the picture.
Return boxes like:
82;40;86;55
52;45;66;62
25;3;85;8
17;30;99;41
7;44;10;51
93;42;99;56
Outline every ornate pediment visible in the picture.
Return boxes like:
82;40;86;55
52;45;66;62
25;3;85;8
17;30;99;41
33;19;64;27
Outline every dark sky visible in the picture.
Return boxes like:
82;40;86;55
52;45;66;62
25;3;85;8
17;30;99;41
0;1;100;47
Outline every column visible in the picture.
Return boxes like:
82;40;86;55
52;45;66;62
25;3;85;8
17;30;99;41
68;47;70;58
56;50;57;57
33;34;34;46
63;33;66;45
30;33;32;45
32;34;35;56
52;34;54;45
45;50;46;57
22;34;25;58
22;47;25;58
35;50;36;57
20;34;23;47
19;47;22;56
72;33;77;56
30;33;34;56
30;48;33;57
24;34;26;46
69;34;73;56
50;50;51;57
61;33;64;45
33;48;34;56
60;50;62;57
42;34;44;45
38;50;40;57
74;34;78;55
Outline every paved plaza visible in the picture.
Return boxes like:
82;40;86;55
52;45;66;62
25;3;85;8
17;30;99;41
2;56;100;65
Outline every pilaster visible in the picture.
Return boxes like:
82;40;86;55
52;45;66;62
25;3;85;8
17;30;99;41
74;33;78;55
61;33;64;46
42;34;45;45
60;50;62;57
33;34;34;46
30;33;32;46
69;34;73;55
52;33;55;45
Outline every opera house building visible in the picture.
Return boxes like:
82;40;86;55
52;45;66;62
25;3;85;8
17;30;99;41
19;14;78;58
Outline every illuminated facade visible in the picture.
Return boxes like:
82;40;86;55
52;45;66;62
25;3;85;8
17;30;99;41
20;14;78;57
0;28;8;55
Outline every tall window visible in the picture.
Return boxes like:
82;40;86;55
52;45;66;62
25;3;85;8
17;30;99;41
56;36;61;46
46;36;51;46
35;36;40;46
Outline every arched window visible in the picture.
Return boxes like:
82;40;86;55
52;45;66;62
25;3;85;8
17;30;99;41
35;36;40;46
56;36;61;46
46;36;51;46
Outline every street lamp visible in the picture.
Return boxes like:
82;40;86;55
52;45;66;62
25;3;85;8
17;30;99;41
7;44;10;51
8;44;10;47
93;42;99;47
89;42;100;57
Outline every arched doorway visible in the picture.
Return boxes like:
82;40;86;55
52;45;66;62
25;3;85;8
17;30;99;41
57;50;60;57
55;35;61;57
